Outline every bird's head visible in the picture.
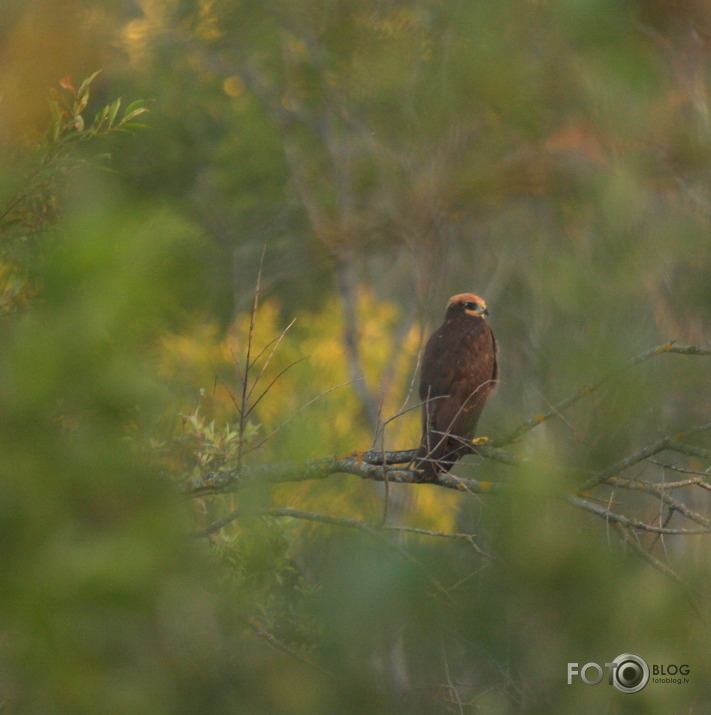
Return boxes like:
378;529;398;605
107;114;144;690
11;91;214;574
446;293;489;318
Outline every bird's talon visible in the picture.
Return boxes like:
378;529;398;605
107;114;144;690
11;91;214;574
472;436;490;446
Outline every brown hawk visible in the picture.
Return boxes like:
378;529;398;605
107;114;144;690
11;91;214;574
415;293;498;480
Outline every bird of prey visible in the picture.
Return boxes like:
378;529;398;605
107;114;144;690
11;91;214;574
415;293;498;480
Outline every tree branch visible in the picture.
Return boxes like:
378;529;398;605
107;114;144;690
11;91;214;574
194;506;492;557
494;343;711;447
243;617;333;678
566;494;711;535
185;344;711;554
187;451;503;497
612;523;687;585
576;420;711;493
606;476;711;528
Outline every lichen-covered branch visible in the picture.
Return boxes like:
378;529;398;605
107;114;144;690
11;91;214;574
187;451;503;497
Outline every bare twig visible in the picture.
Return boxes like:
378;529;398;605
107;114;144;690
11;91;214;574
567;494;711;535
649;503;677;552
235;247;266;473
418;379;499;475
613;523;687;585
246;316;297;402
606;476;711;528
194;506;492;558
577;420;711;493
646;458;711;479
576;437;673;493
243;356;308;419
245;378;359;454
612;523;704;619
243;617;332;678
495;343;711;447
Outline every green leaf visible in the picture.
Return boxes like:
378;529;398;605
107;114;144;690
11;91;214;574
120;107;149;124
76;70;102;101
48;99;62;142
115;123;149;133
123;99;148;116
106;97;122;130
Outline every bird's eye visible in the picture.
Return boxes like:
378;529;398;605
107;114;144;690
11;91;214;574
465;302;477;310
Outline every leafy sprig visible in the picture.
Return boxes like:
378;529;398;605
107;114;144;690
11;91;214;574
47;71;148;147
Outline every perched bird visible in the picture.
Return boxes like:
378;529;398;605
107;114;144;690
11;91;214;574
416;293;498;480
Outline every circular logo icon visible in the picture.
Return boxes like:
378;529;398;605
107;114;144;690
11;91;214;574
611;653;650;693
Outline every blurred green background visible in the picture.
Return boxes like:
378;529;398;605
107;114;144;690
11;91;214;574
1;1;711;712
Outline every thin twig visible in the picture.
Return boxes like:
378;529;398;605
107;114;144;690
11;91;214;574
246;317;297;402
613;523;687;585
418;379;498;475
606;476;711;528
215;374;243;417
649;503;676;552
613;523;704;619
196;507;486;604
243;356;308;419
646;458;711;479
193;506;492;558
495;343;711;447
243;617;333;677
567;494;711;534
577;420;711;493
236;248;266;473
245;378;359;454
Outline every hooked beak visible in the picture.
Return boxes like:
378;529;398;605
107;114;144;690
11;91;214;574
482;307;489;316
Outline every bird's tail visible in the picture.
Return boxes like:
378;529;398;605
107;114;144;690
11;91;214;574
414;443;440;481
415;433;471;481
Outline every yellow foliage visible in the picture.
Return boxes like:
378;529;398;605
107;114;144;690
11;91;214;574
156;288;463;531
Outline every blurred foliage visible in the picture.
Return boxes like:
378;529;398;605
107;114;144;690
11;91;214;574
1;1;711;713
0;71;147;316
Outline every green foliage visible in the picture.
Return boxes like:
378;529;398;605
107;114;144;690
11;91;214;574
0;72;148;316
215;519;321;653
2;2;711;713
176;405;256;475
47;72;148;145
0;210;223;713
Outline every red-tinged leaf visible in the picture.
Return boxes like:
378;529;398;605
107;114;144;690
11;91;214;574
59;76;74;92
